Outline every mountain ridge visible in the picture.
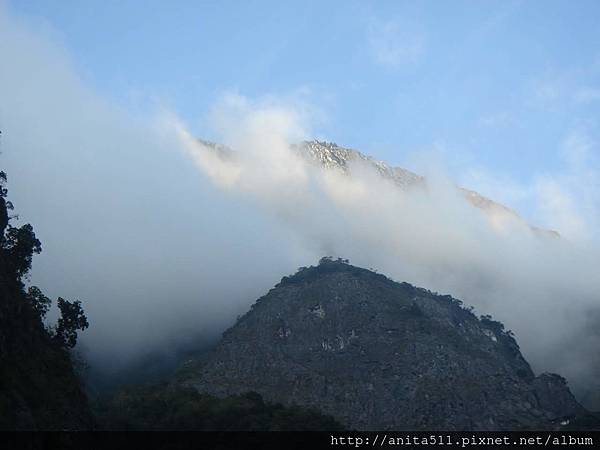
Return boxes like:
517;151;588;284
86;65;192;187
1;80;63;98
198;138;559;238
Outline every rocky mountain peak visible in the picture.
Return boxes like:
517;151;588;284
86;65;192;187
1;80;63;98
297;140;424;188
179;257;583;430
197;138;559;237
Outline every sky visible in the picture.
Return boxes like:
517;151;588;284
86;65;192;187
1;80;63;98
6;0;600;218
1;1;600;406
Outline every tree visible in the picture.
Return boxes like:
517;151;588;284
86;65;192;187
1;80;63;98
0;170;14;236
0;167;90;348
25;285;51;319
2;223;42;281
54;298;89;349
0;168;40;282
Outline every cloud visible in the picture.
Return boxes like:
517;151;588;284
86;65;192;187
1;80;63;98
0;5;311;373
533;129;600;241
366;18;426;68
574;87;600;104
533;78;563;104
460;167;532;213
478;111;513;128
462;127;600;242
175;100;600;407
2;3;600;408
530;66;600;109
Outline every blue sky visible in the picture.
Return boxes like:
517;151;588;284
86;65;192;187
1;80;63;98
5;0;600;222
2;1;600;387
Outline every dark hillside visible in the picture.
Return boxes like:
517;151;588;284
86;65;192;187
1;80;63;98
181;257;588;430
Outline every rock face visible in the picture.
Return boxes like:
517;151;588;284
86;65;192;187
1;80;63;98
297;140;423;188
182;258;584;430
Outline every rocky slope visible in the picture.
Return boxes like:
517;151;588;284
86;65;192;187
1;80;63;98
199;139;559;238
298;141;559;238
180;258;585;430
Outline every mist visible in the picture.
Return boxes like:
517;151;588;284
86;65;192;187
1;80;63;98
175;97;600;404
1;6;599;405
0;7;314;373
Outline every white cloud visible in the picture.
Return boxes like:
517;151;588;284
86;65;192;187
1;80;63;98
461;128;600;242
3;2;600;407
176;101;600;405
533;129;600;241
530;67;600;109
0;5;310;370
478;111;512;128
574;86;600;104
366;18;426;68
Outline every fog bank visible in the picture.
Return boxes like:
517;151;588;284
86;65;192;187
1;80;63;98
1;6;599;405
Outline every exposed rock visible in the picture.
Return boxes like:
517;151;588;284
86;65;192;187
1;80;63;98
198;138;559;238
181;258;585;430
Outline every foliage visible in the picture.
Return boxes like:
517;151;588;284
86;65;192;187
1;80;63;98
96;383;344;431
0;170;14;212
25;285;51;319
1;224;41;282
278;256;388;287
0;167;93;429
0;169;89;350
480;314;506;333
54;298;89;349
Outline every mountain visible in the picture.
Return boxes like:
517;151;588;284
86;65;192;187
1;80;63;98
299;140;560;237
178;257;587;430
295;140;423;188
198;139;559;238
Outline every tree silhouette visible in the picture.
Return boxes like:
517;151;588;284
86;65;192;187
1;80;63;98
1;224;42;282
0;170;14;237
54;298;89;349
0;166;89;348
25;285;51;319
